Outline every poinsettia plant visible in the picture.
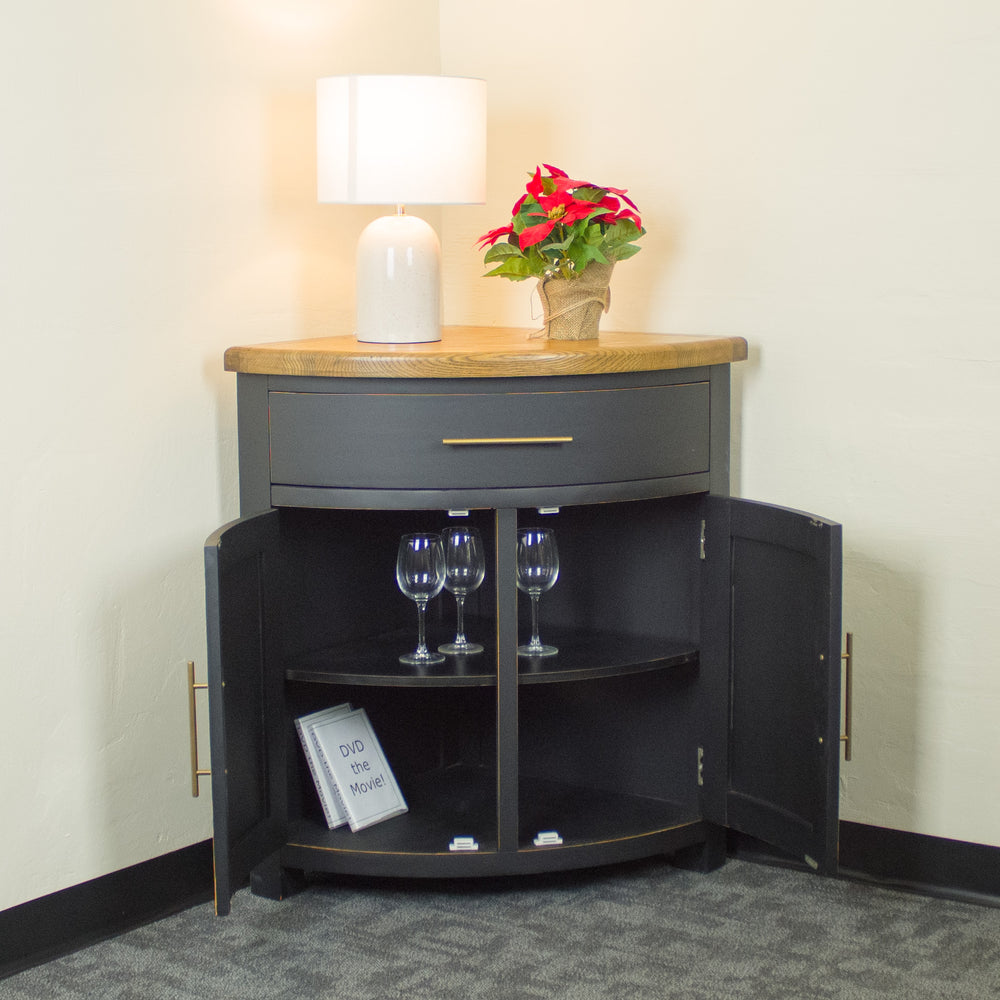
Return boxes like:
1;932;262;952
477;164;645;281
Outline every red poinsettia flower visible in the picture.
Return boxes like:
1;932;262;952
476;164;645;281
475;224;514;250
601;203;643;230
514;166;612;249
544;164;641;213
520;192;604;249
514;163;642;250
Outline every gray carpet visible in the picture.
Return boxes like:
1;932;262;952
2;859;998;1000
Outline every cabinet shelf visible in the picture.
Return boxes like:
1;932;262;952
286;622;498;687
518;775;700;850
284;764;701;874
288;764;498;857
517;626;698;684
285;619;698;688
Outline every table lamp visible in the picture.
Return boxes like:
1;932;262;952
317;74;487;344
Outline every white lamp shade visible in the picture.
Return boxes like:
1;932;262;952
317;75;487;205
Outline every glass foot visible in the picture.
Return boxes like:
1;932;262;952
517;643;558;658
399;650;446;666
439;641;484;655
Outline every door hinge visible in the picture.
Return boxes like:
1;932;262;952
699;520;706;560
697;746;705;786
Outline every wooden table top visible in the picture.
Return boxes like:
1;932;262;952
224;326;748;379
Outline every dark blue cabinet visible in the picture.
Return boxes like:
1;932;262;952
205;331;841;914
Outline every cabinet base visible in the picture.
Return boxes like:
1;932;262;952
670;824;727;873
253;821;711;897
249;852;308;902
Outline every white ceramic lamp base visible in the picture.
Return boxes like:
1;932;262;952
355;213;442;343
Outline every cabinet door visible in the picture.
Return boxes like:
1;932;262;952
204;510;286;914
706;497;843;873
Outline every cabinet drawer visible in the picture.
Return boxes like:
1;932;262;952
267;383;710;491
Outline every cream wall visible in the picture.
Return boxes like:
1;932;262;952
3;0;997;918
0;0;440;913
441;1;1000;847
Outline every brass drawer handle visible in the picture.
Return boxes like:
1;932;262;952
442;436;573;446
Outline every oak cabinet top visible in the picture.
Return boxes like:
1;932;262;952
224;326;748;379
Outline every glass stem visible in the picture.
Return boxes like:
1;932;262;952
529;592;542;648
454;594;467;644
415;599;429;655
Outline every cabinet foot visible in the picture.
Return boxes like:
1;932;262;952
671;825;727;873
250;853;308;901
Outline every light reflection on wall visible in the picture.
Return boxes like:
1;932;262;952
221;0;352;39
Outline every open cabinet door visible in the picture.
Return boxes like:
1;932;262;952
710;497;843;873
204;509;286;914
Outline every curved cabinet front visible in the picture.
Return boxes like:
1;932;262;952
266;378;711;501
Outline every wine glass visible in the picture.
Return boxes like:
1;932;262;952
516;527;560;657
438;526;486;655
396;533;446;666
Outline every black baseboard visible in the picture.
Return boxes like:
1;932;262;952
731;822;1000;908
838;821;1000;907
4;824;999;980
0;840;214;981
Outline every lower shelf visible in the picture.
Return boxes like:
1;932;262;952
291;763;498;857
282;764;703;878
517;775;699;850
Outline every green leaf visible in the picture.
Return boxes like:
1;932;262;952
578;242;610;268
484;243;523;264
608;242;642;262
544;233;575;254
605;219;642;245
484;256;535;280
484;270;532;281
526;244;550;269
579;207;610;228
514;197;541;222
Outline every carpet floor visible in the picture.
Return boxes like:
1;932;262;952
1;858;998;999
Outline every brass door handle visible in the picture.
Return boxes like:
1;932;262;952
442;436;573;446
840;633;854;761
187;661;211;796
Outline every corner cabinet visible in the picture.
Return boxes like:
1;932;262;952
204;327;843;915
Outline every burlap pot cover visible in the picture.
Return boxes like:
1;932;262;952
536;262;614;340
